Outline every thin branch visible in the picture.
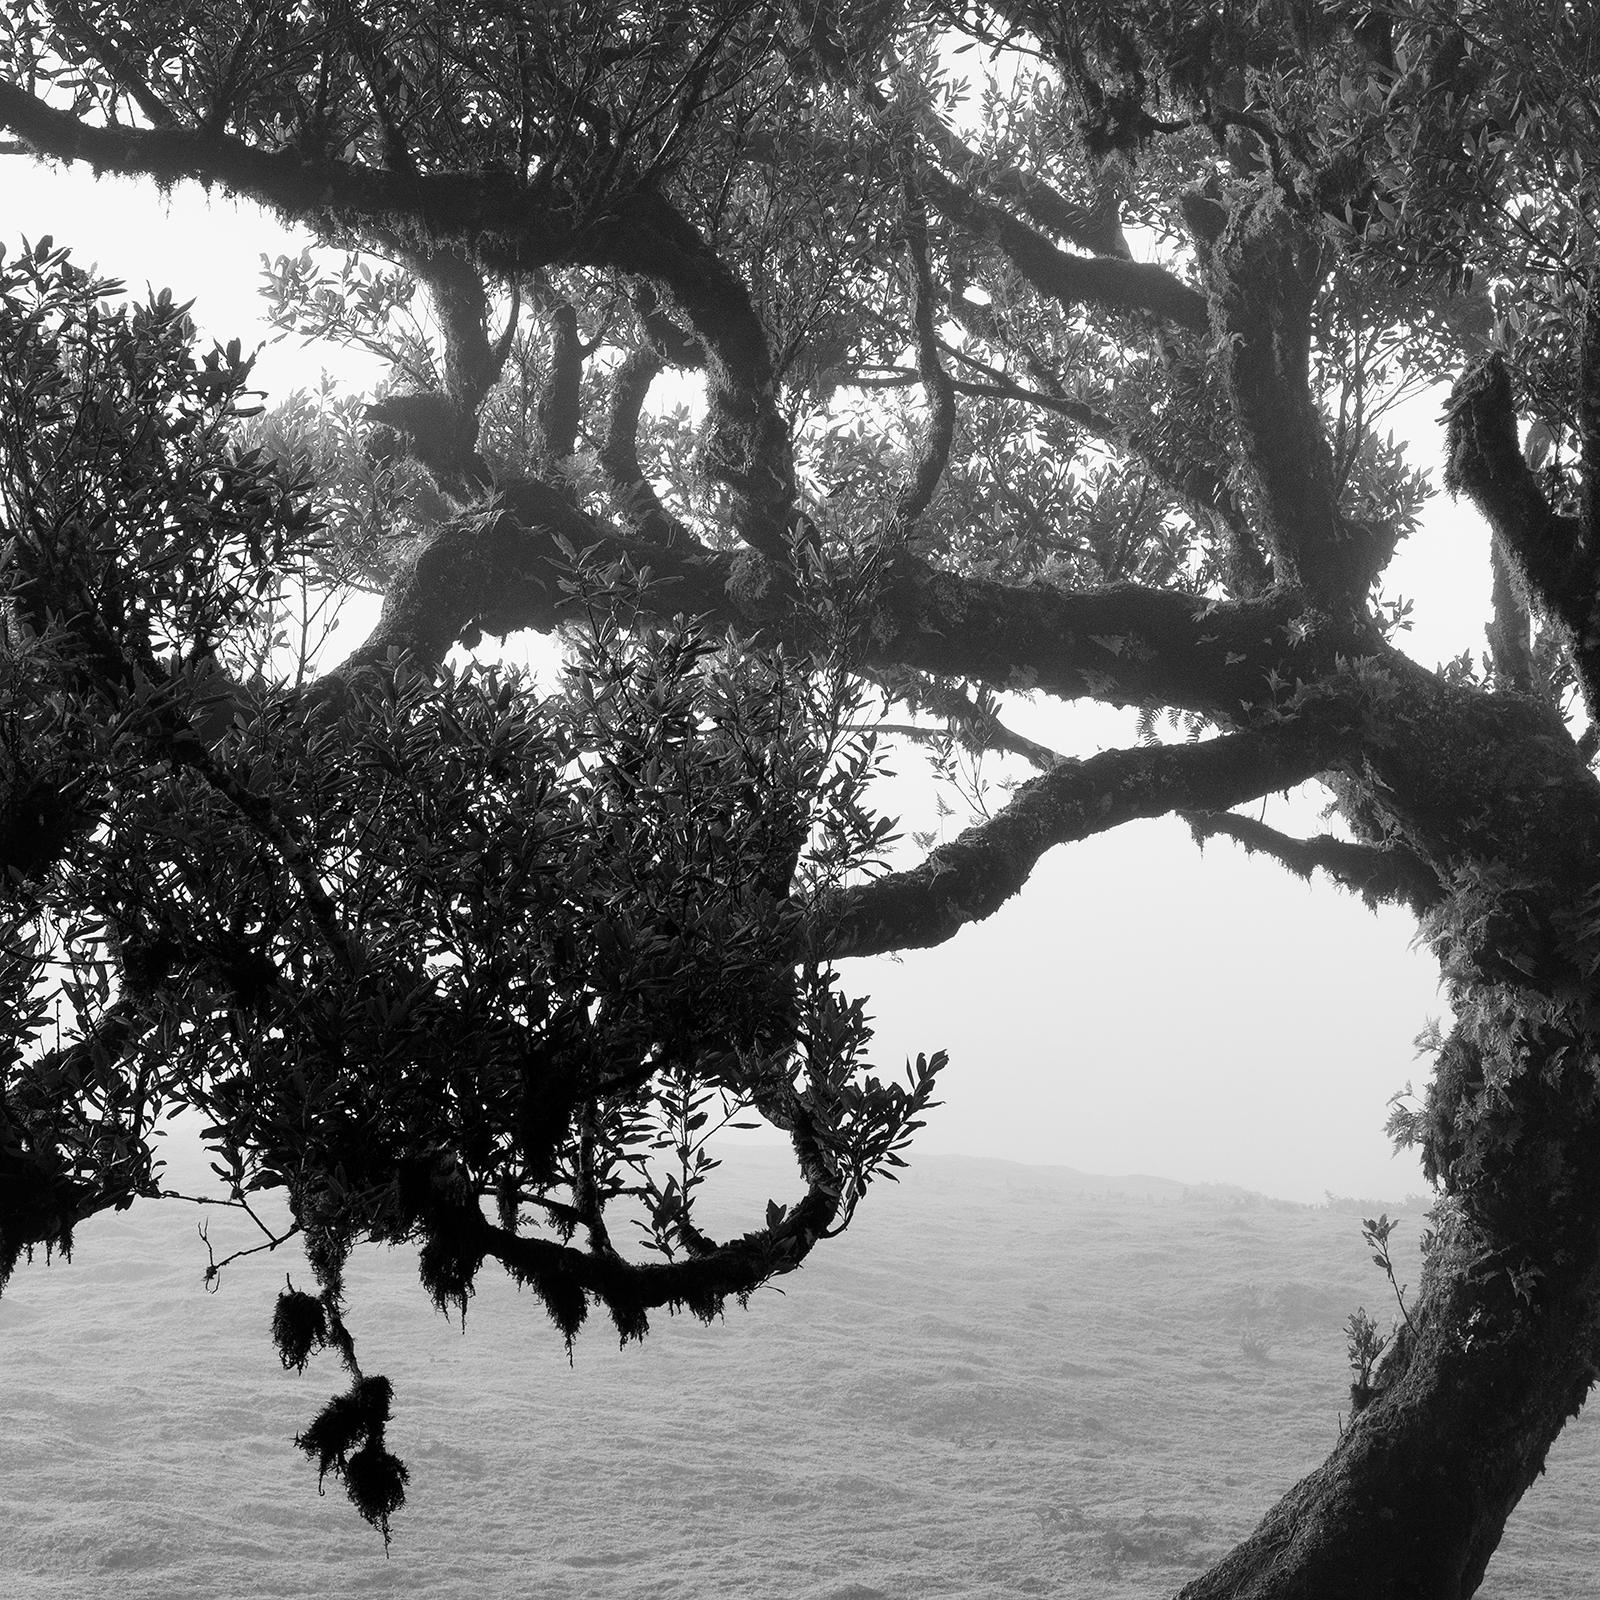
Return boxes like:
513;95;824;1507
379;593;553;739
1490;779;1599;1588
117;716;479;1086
871;667;1067;772
44;0;178;130
889;164;956;535
943;299;1261;580
197;1212;303;1289
1182;809;1444;912
161;731;361;976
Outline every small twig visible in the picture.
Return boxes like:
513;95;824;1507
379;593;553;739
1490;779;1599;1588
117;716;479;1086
194;1212;303;1291
1362;1214;1417;1336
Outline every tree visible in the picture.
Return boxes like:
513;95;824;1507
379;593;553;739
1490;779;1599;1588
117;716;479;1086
1;0;1599;1589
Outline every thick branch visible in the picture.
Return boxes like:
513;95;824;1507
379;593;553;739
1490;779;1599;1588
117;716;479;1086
316;449;1326;719
919;114;1130;259
1445;354;1600;717
0;84;798;564
597;343;692;545
861;553;1313;711
532;293;582;468
824;717;1356;958
468;1176;838;1340
0;81;536;236
321;496;598;677
1183;809;1444;912
923;165;1208;333
1486;537;1535;694
614;194;797;563
627;279;704;370
1189;186;1370;603
1577;296;1600;555
407;248;511;417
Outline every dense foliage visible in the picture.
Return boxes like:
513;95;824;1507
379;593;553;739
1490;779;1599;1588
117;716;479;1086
3;1;1600;1589
0;239;937;1538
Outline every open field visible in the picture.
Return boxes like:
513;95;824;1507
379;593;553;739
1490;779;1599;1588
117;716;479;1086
3;1146;1595;1598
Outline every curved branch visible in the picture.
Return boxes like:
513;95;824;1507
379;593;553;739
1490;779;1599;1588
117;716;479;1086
0;84;798;564
1182;809;1444;912
596;342;704;548
627;279;704;369
921;165;1208;332
467;1177;838;1341
823;715;1358;958
615;193;797;563
599;343;667;531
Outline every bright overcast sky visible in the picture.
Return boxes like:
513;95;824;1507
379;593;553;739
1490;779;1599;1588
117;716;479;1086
6;155;1498;1205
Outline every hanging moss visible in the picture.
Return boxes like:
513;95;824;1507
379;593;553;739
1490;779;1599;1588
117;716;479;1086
270;1283;328;1372
342;1442;410;1546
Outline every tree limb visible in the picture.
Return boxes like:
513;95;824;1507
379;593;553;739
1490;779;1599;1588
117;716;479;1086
1486;536;1535;694
406;248;514;418
1577;295;1600;561
918;110;1131;259
1445;353;1600;719
531;290;582;469
0;82;800;567
597;342;691;545
889;163;956;535
1182;809;1444;912
823;715;1357;958
1187;186;1372;604
921;164;1208;333
468;1175;837;1341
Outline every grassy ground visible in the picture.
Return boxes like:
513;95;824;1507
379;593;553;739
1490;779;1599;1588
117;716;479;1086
2;1147;1594;1597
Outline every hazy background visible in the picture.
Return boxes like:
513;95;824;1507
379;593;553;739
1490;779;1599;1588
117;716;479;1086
5;1145;1595;1598
0;155;1487;1205
7;147;1593;1600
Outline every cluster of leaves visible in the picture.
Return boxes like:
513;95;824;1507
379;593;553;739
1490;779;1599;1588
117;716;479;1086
0;234;318;1283
0;242;944;1535
2;0;797;195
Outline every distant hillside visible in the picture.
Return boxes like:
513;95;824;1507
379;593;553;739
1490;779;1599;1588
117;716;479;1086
0;1149;1592;1598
